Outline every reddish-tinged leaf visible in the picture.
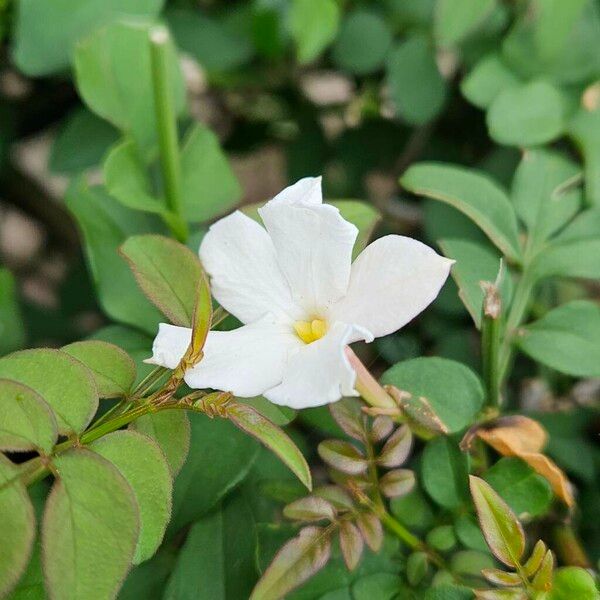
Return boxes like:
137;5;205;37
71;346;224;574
318;440;368;475
377;425;412;468
226;401;312;490
469;476;525;567
481;568;522;586
380;469;416;498
339;521;363;570
283;496;336;522
370;416;394;443
250;526;333;600
356;512;383;552
531;550;554;592
330;399;366;441
313;485;354;511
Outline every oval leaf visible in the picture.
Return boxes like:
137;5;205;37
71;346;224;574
339;521;363;571
0;455;35;597
0;349;98;435
469;475;525;568
377;425;412;468
356;512;383;552
0;379;58;454
90;431;172;564
62;340;136;398
318;440;368;475
226;401;312;491
120;234;202;327
380;469;416;498
283;496;336;522
250;526;333;600
42;450;139;600
401;162;522;262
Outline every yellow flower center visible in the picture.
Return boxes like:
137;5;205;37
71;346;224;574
293;319;327;344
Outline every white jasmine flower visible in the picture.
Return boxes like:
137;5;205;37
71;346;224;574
147;177;453;409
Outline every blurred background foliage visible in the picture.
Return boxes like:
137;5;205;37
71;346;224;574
0;0;599;598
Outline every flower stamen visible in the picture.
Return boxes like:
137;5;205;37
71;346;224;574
294;319;328;344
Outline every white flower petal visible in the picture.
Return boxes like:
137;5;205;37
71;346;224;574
146;322;191;369
186;315;301;396
272;176;323;205
259;194;358;315
330;235;454;339
199;211;303;323
264;322;371;409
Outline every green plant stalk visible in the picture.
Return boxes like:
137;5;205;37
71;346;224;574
149;26;188;243
481;286;502;407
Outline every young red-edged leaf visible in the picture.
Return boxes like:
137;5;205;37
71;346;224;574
384;386;449;435
469;476;525;568
531;549;554;592
0;349;98;435
339;521;363;570
313;485;354;511
371;416;394;443
356;512;383;552
329;398;366;442
188;269;212;362
283;496;336;522
377;425;412;468
318;440;368;475
0;455;35;598
380;469;416;498
42;449;139;600
0;378;58;454
62;340;136;398
120;234;202;327
481;568;522;586
90;431;172;564
226;401;312;490
524;540;547;577
250;525;333;600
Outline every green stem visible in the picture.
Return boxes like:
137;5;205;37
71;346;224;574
130;366;168;399
149;25;188;242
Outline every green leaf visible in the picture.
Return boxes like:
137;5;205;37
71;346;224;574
454;514;488;552
290;0;339;64
569;104;600;205
104;139;167;215
483;457;553;518
427;525;456;552
120;547;177;600
438;238;511;328
90;431;172;564
424;584;474;600
168;412;259;534
50;108;119;175
131;410;190;477
164;493;258;599
0;349;97;435
180;124;242;223
461;53;519;110
42;449;139;600
511;149;582;244
250;525;333;600
352;573;404;600
332;11;392;75
401;163;522;261
166;8;253;73
0;269;25;356
381;357;484;433
12;0;163;76
120;234;202;327
0;455;35;598
422;437;470;509
517;301;600;377
62;340;136;399
549;567;599;600
0;379;57;454
406;551;428;586
469;475;525;568
74;20;185;158
554;207;600;243
434;0;496;47
226;401;312;490
65;178;163;335
386;34;447;125
487;80;565;147
317;440;368;475
530;238;600;281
